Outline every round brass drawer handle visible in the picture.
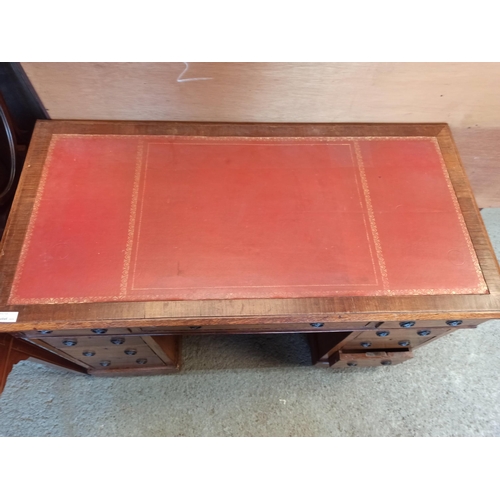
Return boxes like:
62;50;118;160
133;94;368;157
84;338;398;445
310;323;324;328
124;349;137;356
446;320;462;327
399;321;415;328
110;338;125;345
360;342;372;348
398;340;410;347
91;329;108;334
376;331;390;337
37;330;53;335
136;358;148;365
417;330;431;337
62;339;77;346
100;360;111;367
82;351;95;357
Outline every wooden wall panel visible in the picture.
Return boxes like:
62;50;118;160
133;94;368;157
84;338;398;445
21;63;500;207
451;128;500;209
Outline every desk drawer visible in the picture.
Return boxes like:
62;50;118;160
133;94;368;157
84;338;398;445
48;337;163;369
139;322;373;334
85;353;167;370
330;349;413;368
378;319;483;329
24;328;132;339
341;328;452;351
41;335;145;350
36;335;181;373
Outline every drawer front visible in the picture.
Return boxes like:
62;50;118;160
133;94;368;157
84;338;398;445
24;327;133;339
85;353;166;370
342;336;429;351
139;322;374;334
41;335;145;350
330;349;413;368
38;337;166;370
342;328;452;351
379;319;482;329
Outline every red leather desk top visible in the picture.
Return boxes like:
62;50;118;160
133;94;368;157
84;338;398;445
9;135;487;305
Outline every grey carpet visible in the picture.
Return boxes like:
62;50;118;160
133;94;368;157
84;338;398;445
1;209;499;437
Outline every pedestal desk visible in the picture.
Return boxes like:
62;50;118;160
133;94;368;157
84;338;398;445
1;121;499;393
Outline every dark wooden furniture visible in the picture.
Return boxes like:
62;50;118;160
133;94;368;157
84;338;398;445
0;63;48;236
0;121;499;392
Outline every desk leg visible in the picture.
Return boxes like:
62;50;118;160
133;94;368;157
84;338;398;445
0;333;88;395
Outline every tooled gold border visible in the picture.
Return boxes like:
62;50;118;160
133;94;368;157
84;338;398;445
9;135;59;304
9;135;146;304
130;142;152;291
51;134;437;142
351;148;380;286
10;286;487;305
8;134;488;305
432;137;488;293
129;142;380;291
353;141;390;289
119;140;144;296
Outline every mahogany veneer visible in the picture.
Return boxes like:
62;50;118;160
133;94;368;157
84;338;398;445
0;121;499;391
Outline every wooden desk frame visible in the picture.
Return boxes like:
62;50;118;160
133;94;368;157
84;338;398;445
0;121;499;385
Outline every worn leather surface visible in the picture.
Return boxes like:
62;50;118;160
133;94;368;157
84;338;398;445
9;135;487;304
